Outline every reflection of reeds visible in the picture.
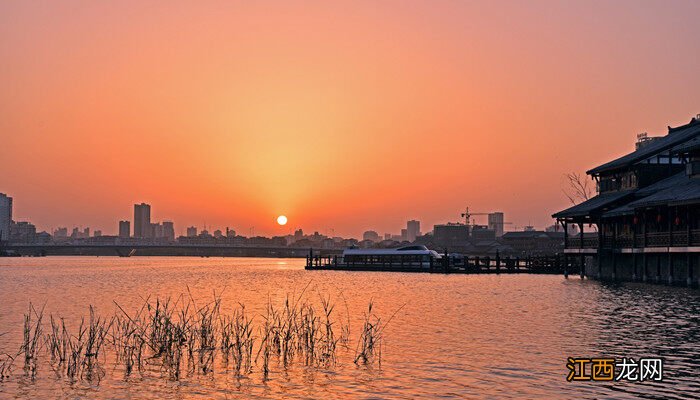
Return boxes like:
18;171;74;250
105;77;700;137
0;353;15;379
2;291;399;384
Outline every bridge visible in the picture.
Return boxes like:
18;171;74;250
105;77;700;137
0;243;343;258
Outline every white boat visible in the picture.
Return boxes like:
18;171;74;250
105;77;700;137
340;245;442;269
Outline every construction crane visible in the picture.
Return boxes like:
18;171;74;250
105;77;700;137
460;207;489;226
460;207;514;232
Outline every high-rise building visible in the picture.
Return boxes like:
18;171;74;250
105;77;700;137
53;227;68;239
488;212;505;237
0;193;12;241
152;222;164;238
401;228;408;241
133;203;151;238
187;226;197;237
162;221;175;241
10;221;36;242
119;221;130;238
406;220;421;242
363;230;380;242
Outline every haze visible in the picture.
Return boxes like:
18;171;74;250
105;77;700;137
2;0;700;237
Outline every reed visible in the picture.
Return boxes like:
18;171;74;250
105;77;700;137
1;290;400;384
21;303;44;378
354;301;404;367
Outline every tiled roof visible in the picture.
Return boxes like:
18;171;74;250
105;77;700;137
587;118;700;175
552;190;635;218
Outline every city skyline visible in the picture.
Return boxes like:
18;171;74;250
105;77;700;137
0;193;524;239
2;1;700;237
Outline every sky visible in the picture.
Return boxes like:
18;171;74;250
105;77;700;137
2;0;700;238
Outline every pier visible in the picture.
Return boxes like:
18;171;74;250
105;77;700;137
306;253;569;274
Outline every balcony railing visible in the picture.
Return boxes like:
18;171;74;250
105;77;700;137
567;236;599;249
566;229;700;249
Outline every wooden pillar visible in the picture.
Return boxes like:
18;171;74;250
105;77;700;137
687;253;693;287
612;221;618;280
668;252;674;285
643;253;648;282
656;255;661;283
643;211;648;247
687;206;692;246
562;253;567;278
632;253;638;281
669;206;674;248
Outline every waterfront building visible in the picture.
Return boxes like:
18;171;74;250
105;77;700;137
0;193;12;241
94;230;102;237
119;221;130;238
407;220;420;242
133;203;151;238
553;115;700;286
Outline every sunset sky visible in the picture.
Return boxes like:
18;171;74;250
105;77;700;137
2;0;700;237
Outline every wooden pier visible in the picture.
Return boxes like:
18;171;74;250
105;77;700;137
305;253;571;275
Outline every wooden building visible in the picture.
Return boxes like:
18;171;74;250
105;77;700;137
553;116;700;286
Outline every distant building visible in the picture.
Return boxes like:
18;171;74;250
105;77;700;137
83;227;90;237
226;227;236;238
406;220;420;242
433;223;469;248
0;193;12;241
487;212;504;237
401;228;408;241
152;222;164;238
471;225;496;241
384;233;392;240
501;231;564;256
53;227;68;239
293;229;304;242
94;230;102;237
10;221;36;243
133;203;151;238
363;230;380;242
214;229;224;239
119;221;130;238
187;226;197;237
162;221;175;241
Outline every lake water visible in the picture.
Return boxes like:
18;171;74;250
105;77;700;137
0;257;699;399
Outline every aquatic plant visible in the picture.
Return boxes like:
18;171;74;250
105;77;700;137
0;290;400;385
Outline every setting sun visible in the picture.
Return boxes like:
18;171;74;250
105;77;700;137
277;215;288;226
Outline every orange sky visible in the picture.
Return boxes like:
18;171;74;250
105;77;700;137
2;1;700;237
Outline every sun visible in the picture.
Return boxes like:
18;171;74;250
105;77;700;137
277;215;288;226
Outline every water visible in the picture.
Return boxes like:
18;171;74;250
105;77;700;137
0;257;699;399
